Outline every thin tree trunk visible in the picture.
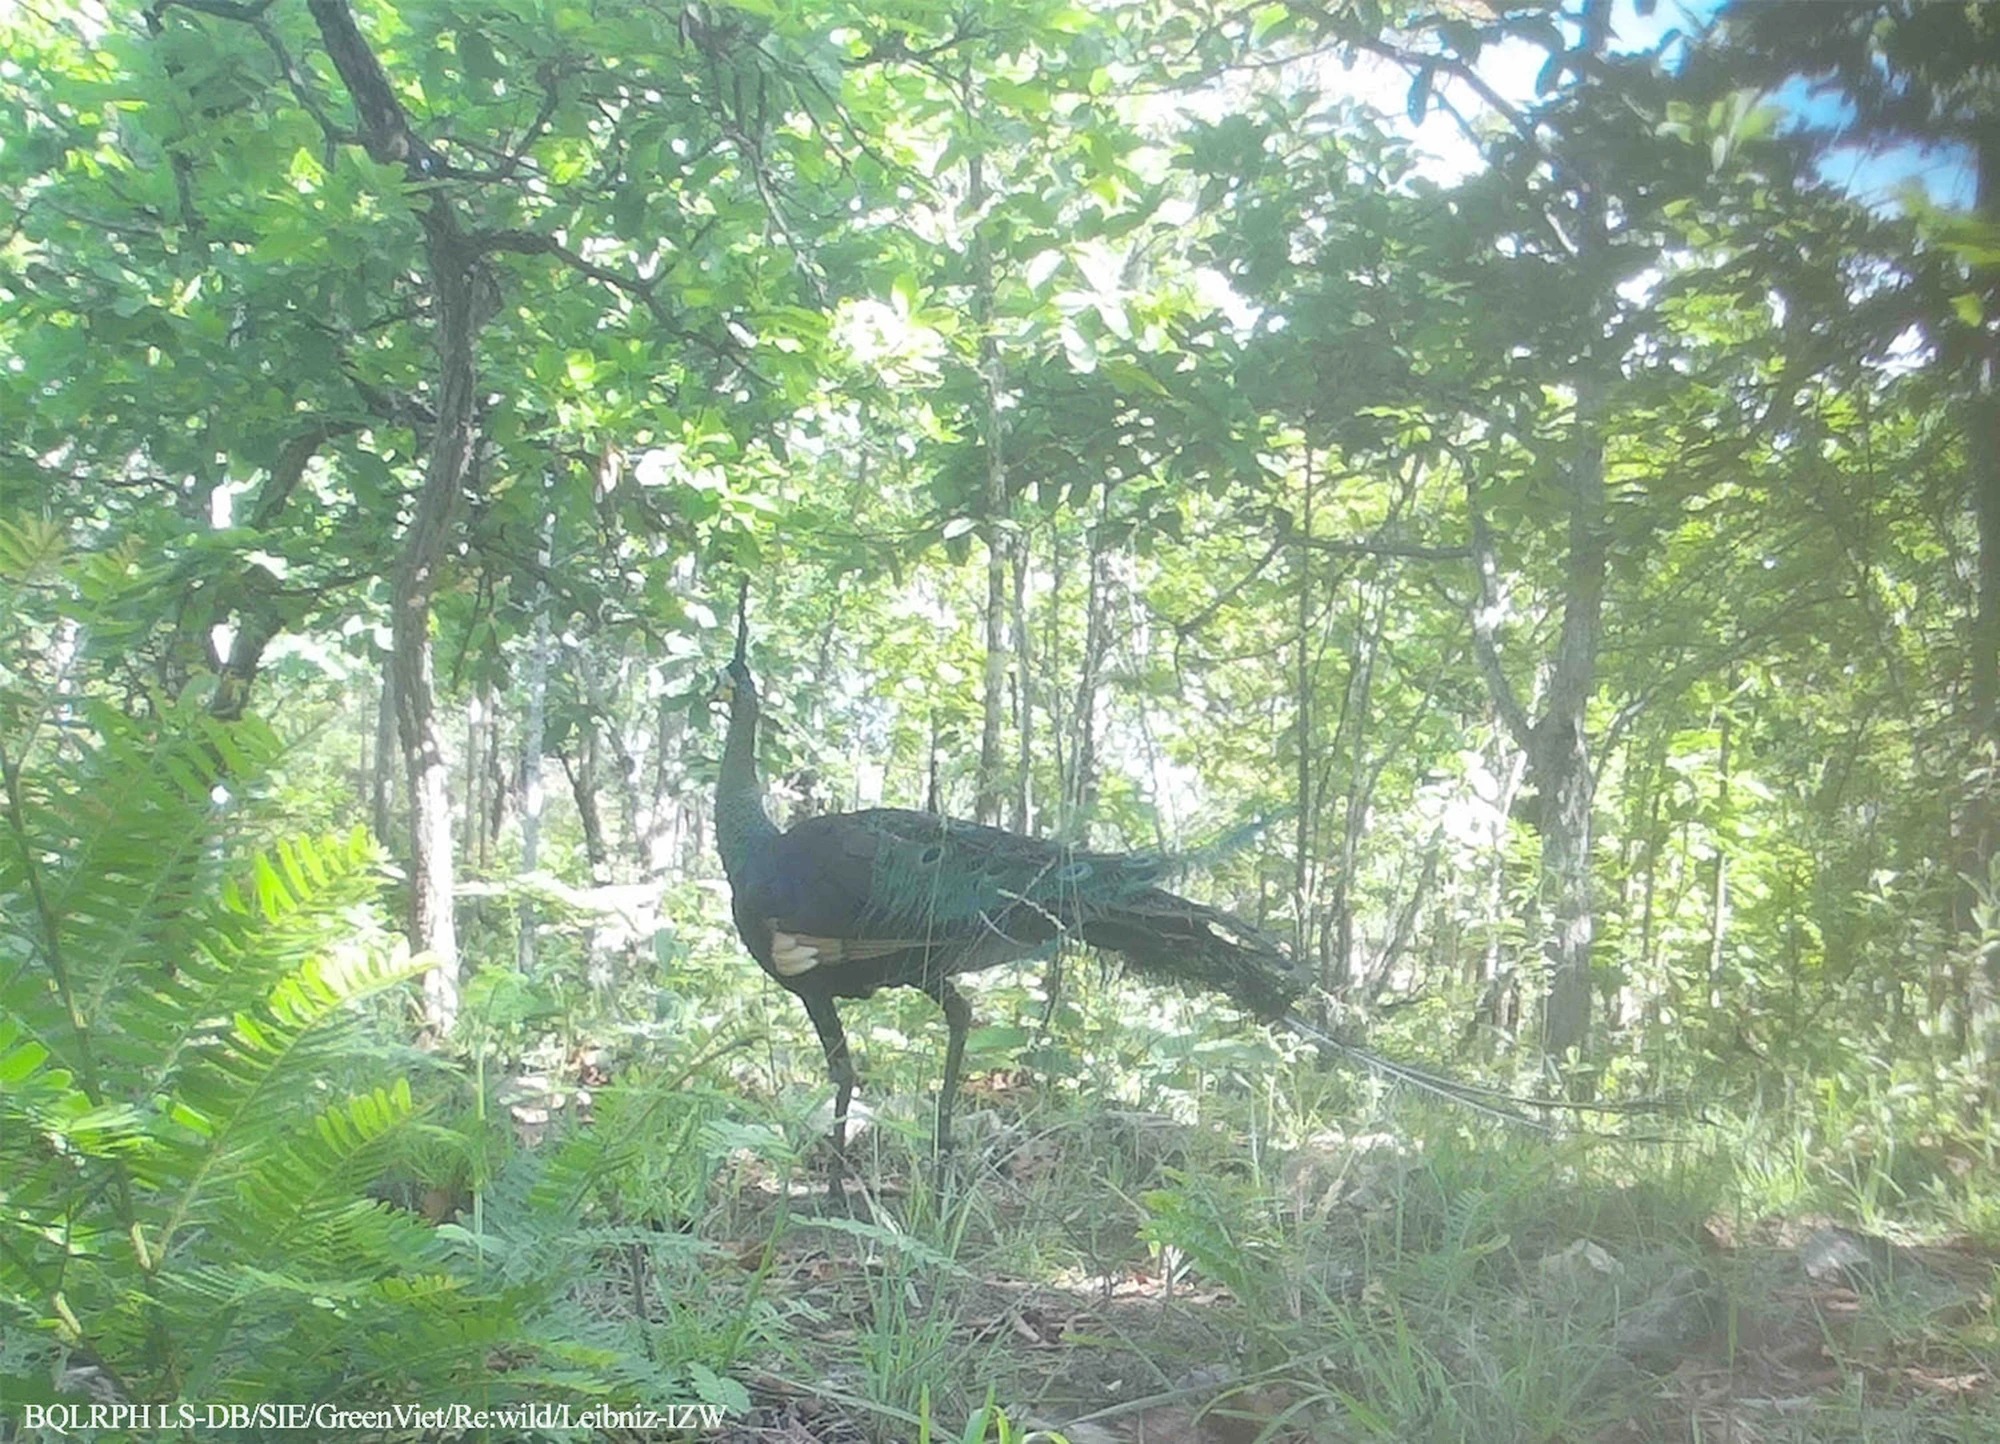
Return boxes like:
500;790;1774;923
1046;523;1068;803
309;0;495;1034
465;690;485;868
926;708;943;816
484;683;505;862
565;732;610;879
579;643;645;871
1012;529;1034;834
1294;455;1316;975
1330;582;1388;997
1636;731;1665;1033
1964;139;2000;1083
516;522;553;972
647;694;679;880
389;278;474;1032
967;123;1011;827
371;660;396;847
1534;356;1607;1065
1706;695;1733;1020
1070;496;1112;844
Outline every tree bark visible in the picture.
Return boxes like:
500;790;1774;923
1332;589;1387;996
1462;371;1606;1070
578;641;645;870
388;281;474;1032
486;690;509;858
1458;9;1612;1072
1535;354;1608;1065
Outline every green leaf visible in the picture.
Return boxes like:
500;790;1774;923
458;30;502;87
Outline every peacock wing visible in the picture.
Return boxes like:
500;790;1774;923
745;815;932;977
746;810;1154;981
838;809;1171;937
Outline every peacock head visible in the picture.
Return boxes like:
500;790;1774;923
711;578;758;712
712;654;757;711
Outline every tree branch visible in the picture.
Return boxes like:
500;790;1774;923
304;0;444;181
248;14;355;153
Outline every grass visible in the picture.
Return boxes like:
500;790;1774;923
421;941;2000;1443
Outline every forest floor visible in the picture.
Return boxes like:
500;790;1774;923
661;1095;1999;1444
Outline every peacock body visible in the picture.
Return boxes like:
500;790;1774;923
714;595;1305;1162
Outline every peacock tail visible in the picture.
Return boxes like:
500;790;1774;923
847;809;1302;1018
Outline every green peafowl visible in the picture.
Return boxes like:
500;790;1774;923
713;586;1307;1166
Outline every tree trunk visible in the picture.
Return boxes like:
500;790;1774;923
647;693;680;880
1706;696;1734;1022
465;690;486;869
1069;497;1112;844
579;642;645;870
1012;529;1034;834
516;554;552;972
964;104;1012;828
1328;576;1389;997
371;660;396;848
1959;138;2000;1080
388;242;478;1033
925;708;944;816
565;734;610;879
309;0;494;1036
484;683;506;862
1533;722;1595;1061
1535;359;1608;1065
1294;456;1316;974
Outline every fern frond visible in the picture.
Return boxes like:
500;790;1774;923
224;1082;419;1248
155;945;432;1245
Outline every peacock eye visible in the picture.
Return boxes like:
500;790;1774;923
917;846;944;865
1056;863;1090;883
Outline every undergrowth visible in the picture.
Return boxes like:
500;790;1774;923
3;534;1992;1441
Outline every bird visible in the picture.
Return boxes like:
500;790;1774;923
712;584;1307;1169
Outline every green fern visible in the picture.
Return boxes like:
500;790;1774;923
2;524;766;1420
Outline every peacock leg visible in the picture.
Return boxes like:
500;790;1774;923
926;978;972;1159
800;992;855;1185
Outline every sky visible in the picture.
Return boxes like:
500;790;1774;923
1625;0;1976;211
1377;0;1978;213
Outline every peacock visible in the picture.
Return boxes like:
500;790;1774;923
712;586;1307;1167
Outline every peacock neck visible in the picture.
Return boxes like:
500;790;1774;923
717;680;779;881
